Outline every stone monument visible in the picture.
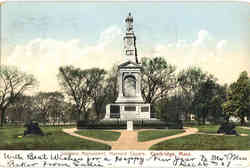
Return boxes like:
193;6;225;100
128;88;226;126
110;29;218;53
104;13;151;128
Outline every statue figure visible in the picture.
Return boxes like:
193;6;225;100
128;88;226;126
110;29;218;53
125;12;133;32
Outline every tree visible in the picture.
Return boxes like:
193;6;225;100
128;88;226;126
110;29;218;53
141;57;177;104
104;65;119;104
6;94;34;123
222;71;250;125
33;91;64;124
58;66;106;120
0;66;37;127
208;84;227;123
45;91;65;125
177;66;208;120
156;92;184;122
192;76;217;125
66;103;79;121
87;68;107;120
58;66;89;120
83;65;119;120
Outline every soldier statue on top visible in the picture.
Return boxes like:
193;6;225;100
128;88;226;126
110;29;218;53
125;12;134;32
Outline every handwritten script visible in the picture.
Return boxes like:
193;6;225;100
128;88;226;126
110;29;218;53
0;151;249;168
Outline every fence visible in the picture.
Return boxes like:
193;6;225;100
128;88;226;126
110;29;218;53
0;121;76;128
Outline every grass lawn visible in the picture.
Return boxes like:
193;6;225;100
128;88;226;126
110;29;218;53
150;127;250;150
194;125;249;134
74;130;121;141
195;125;220;133
0;127;111;150
138;129;185;142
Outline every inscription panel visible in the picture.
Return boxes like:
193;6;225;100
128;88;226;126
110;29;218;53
141;106;149;112
110;105;120;118
123;76;136;97
124;106;136;111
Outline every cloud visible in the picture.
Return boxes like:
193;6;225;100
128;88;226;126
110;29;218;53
216;40;228;49
4;28;250;92
6;25;123;92
99;25;122;44
192;30;214;48
146;30;249;85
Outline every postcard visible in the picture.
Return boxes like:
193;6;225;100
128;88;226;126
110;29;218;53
0;0;249;167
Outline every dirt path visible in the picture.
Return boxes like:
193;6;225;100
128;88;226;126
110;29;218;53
111;127;198;150
63;128;113;146
63;127;198;150
197;132;248;136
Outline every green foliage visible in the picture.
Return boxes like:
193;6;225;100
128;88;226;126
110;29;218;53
178;66;207;92
0;127;110;150
77;120;126;129
75;130;121;141
6;94;34;122
183;120;200;127
32;91;65;124
0;66;37;127
104;65;119;104
3;57;249;129
222;71;250;125
195;125;220;133
192;77;218;124
87;68;107;120
177;66;227;124
209;91;226;123
141;57;177;104
150;127;250;150
177;66;208;120
138;129;185;142
77;120;171;129
58;66;106;120
156;93;184;122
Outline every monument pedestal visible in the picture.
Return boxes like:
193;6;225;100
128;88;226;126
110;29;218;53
104;103;151;120
127;120;133;131
103;13;152;130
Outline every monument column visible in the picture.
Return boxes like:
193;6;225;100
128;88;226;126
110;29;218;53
104;12;151;125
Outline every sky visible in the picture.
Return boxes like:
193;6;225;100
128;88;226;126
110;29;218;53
1;1;250;92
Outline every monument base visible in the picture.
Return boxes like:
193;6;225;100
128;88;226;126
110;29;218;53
104;103;151;120
127;120;133;131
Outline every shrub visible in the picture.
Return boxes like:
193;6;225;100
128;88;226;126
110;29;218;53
217;122;239;136
77;120;183;129
183;120;199;127
77;120;126;129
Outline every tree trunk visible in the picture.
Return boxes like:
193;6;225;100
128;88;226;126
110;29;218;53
94;101;99;120
186;111;190;121
79;106;86;121
225;115;230;123
240;117;245;126
78;109;82;121
202;109;208;125
198;119;201;125
202;116;206;125
0;108;6;127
